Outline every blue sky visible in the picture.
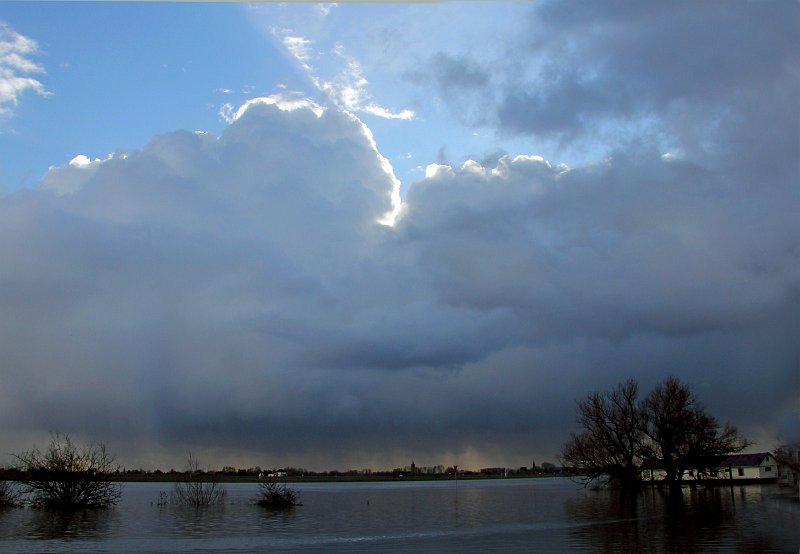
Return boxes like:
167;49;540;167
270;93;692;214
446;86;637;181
0;2;797;470
1;3;290;190
1;2;539;195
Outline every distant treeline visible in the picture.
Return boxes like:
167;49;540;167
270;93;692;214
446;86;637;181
1;463;564;482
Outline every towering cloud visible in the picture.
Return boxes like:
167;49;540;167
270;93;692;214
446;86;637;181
0;99;404;465
0;1;797;469
1;93;797;469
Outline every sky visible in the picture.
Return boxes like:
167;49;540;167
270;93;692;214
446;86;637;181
0;1;798;472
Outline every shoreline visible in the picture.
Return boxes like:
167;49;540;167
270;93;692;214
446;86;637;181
108;473;563;484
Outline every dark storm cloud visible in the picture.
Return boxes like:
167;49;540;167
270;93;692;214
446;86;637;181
400;153;798;429
0;101;404;464
405;52;494;127
3;116;796;469
412;1;798;177
415;52;490;91
496;1;800;176
393;0;799;455
0;1;798;470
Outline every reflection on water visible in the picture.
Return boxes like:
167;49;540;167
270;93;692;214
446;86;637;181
0;504;115;541
29;508;114;540
565;484;800;553
168;504;233;538
0;479;797;552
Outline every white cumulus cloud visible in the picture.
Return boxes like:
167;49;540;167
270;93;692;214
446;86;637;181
1;1;798;469
0;99;797;468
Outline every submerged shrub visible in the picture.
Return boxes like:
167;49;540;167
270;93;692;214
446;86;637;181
0;480;21;508
256;480;299;510
172;454;227;507
14;433;121;510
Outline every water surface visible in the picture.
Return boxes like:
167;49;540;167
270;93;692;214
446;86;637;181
0;478;797;552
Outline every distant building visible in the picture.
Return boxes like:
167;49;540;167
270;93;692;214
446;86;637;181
540;462;558;474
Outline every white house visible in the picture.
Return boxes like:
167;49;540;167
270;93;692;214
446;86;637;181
641;452;778;483
715;452;777;481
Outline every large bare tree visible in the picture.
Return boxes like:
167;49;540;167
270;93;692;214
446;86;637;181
560;378;643;488
641;376;749;485
562;376;749;488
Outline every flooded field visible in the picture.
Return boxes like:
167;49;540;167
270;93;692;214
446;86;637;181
0;478;798;553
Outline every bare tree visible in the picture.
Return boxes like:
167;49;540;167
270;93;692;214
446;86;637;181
14;433;121;509
172;454;227;506
641;376;749;486
562;376;749;488
773;442;800;497
774;442;800;476
561;379;643;488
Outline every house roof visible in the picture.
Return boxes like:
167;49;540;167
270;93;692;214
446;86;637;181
640;452;773;470
717;452;772;467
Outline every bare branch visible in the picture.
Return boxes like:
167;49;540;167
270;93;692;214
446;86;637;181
172;453;227;507
13;433;121;509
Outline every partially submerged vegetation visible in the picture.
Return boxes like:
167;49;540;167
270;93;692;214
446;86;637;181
774;442;800;479
561;376;749;489
0;396;778;514
171;454;227;506
256;480;299;510
0;480;21;508
13;433;121;510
